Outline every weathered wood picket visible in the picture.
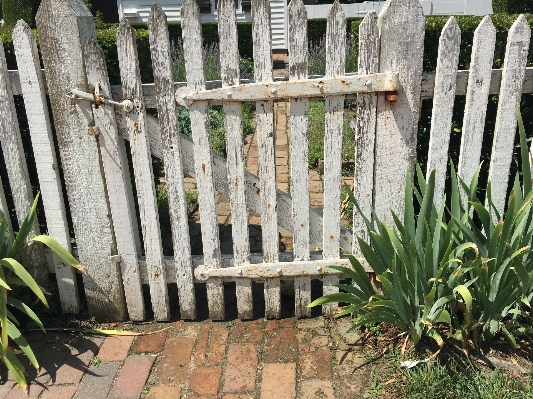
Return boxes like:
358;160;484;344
2;0;532;321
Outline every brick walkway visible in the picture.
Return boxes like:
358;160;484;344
2;317;370;399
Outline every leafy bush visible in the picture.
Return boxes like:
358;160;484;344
308;35;357;76
0;194;84;391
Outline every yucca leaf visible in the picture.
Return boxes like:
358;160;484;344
0;259;47;306
358;238;387;275
308;293;362;307
416;168;436;247
10;195;39;257
379;276;410;327
2;346;27;392
455;285;473;321
404;167;416;238
485;182;502;222
31;236;85;274
470;201;493;238
0;287;7;356
7;298;44;331
6;320;38;369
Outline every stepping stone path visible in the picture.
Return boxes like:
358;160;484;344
2;317;371;399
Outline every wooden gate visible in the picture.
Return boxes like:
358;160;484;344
1;0;532;321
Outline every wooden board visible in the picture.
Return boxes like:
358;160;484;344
289;0;311;318
352;11;379;253
148;3;197;320
84;37;146;321
218;0;253;320
117;19;170;321
36;0;127;321
12;21;80;313
181;0;225;320
253;0;281;319
457;16;496;204
373;0;425;224
426;17;461;208
487;15;530;216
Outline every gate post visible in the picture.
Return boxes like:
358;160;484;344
36;0;127;321
373;0;425;224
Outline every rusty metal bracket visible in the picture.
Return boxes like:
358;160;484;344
194;259;352;281
68;88;134;112
175;72;399;106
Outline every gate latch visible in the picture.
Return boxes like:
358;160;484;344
67;87;134;113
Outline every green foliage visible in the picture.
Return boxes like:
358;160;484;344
0;194;83;392
493;0;533;14
156;186;198;238
1;0;32;30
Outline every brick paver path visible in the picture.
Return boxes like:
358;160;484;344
3;317;370;399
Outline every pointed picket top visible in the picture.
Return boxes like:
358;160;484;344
326;1;346;78
357;11;379;74
458;15;496;198
378;0;424;19
252;0;273;83
218;0;240;87
288;0;308;81
488;14;531;216
426;16;461;209
181;0;206;90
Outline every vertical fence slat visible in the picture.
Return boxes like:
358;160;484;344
488;15;531;216
373;0;425;223
352;11;379;253
321;1;346;316
0;37;49;286
117;20;170;321
458;16;496;201
426;17;461;208
84;38;146;321
12;21;80;313
148;4;197;320
181;0;225;320
218;0;253;320
289;0;311;318
36;0;126;321
253;0;280;319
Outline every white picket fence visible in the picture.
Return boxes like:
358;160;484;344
1;0;531;322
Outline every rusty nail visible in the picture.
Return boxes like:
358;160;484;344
237;269;243;276
365;80;372;87
226;91;232;98
88;126;100;136
317;265;322;271
271;88;278;95
386;91;399;101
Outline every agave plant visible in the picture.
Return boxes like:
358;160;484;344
0;194;84;392
310;168;479;349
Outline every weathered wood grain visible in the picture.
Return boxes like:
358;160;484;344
36;0;126;321
253;0;281;319
148;4;197;320
181;0;225;321
0;36;49;287
218;0;253;320
117;19;170;321
289;0;311;318
84;37;146;321
321;1;346;316
352;11;379;253
488;15;530;216
426;17;461;209
373;0;425;224
12;21;80;313
457;16;496;204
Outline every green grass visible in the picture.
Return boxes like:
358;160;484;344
365;356;533;399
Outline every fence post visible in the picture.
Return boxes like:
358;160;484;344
36;0;127;321
373;0;425;224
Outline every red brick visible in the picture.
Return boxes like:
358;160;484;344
194;324;228;367
0;381;14;399
40;385;78;399
265;320;277;336
5;384;43;399
300;380;335;399
222;395;251;399
190;367;222;395
265;328;297;363
132;331;167;354
223;344;258;393
152;337;195;384
301;348;332;378
248;325;263;343
107;355;155;399
97;336;134;362
279;318;296;328
52;347;94;385
260;363;296;399
144;385;180;399
232;324;247;343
